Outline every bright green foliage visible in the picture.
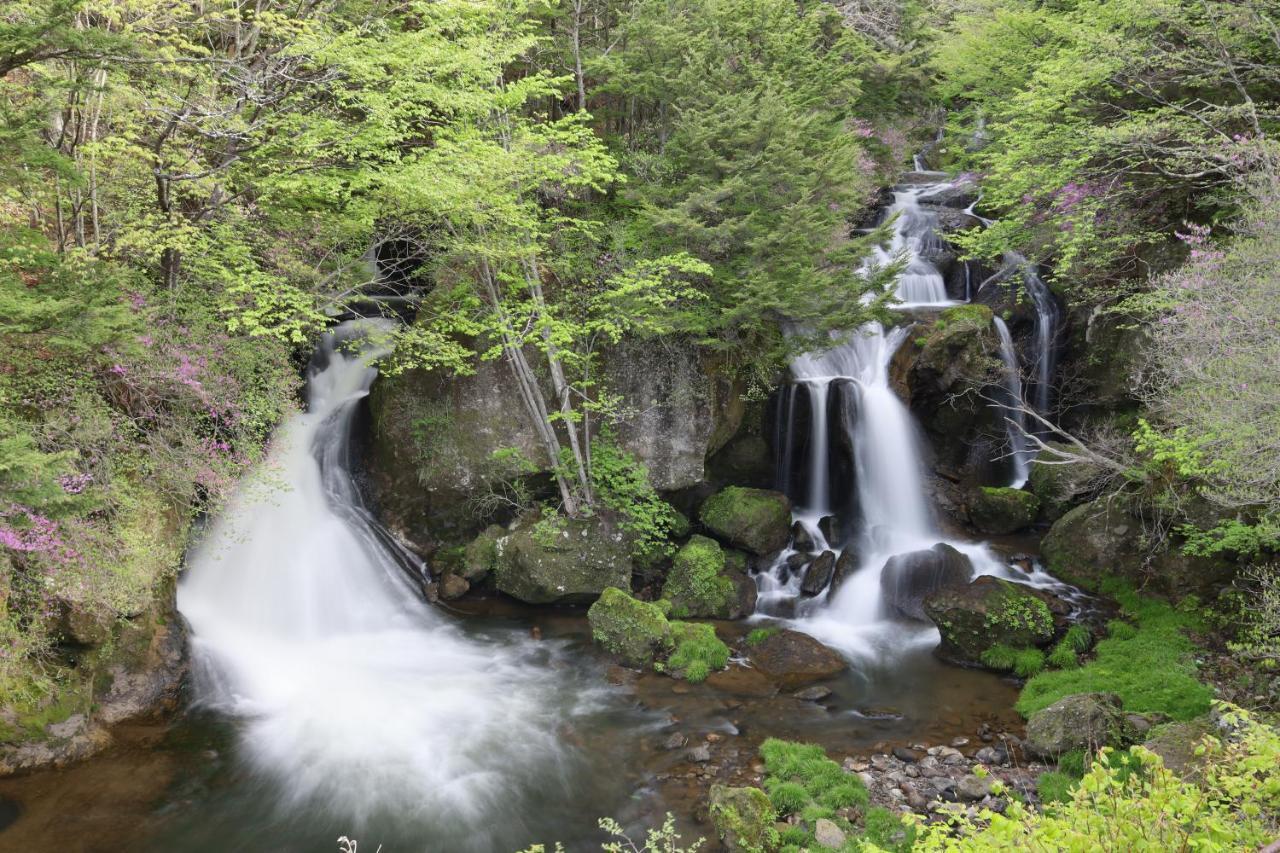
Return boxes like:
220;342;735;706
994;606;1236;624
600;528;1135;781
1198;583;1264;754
913;705;1280;851
929;0;1280;288
666;621;730;683
1017;583;1212;719
863;806;917;853
589;437;680;560
982;643;1045;678
1046;643;1078;670
1035;771;1075;805
587;587;675;669
987;588;1053;638
746;627;781;646
1061;624;1093;653
662;536;736;619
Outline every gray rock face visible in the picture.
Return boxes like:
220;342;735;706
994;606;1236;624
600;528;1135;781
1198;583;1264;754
1025;692;1130;758
801;550;837;596
880;543;973;621
493;516;632;604
829;548;858;594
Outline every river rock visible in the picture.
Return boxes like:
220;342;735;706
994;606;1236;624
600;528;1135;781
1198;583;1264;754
924;576;1055;666
791;521;817;552
794;685;832;701
829;548;858;594
1040;497;1234;596
814;818;846;849
785;551;813;577
818;515;841;545
437;573;469;600
709;785;777;852
745;629;847;689
968;487;1040;535
587;588;673;668
699;487;792;556
801;550;837;596
493;515;632;604
461;524;507;582
662;535;755;619
956;774;994;801
880;543;973;621
1025;692;1131;758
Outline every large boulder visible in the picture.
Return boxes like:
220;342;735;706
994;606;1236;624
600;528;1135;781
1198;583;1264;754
1026;442;1105;522
745;629;847;689
1040;497;1235;596
699;487;792;556
662;535;756;619
969;486;1040;534
1025;692;1131;758
367;335;746;552
587;588;673;668
880;543;973;621
801;550;837;597
899;305;1009;485
709;785;778;853
493;515;632;604
924;576;1055;665
460;524;507;582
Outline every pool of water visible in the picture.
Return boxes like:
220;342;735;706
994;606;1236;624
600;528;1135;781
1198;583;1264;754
0;596;1021;853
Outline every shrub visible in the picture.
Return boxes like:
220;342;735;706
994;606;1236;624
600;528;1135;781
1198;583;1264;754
981;643;1045;677
746;626;780;646
1036;771;1075;804
666;621;730;683
1046;642;1078;669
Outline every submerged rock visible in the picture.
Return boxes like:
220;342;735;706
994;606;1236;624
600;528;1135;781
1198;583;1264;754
1025;693;1130;757
699;487;792;556
437;573;470;600
662;535;755;619
924;576;1055;665
494;515;632;604
880;543;973;621
969;487;1040;535
709;785;778;852
745;629;847;689
801;550;837;596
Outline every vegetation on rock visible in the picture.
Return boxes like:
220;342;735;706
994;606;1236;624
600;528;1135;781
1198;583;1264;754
698;487;792;556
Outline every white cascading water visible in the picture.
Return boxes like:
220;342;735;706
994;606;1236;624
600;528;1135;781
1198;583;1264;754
993;316;1031;487
866;180;957;307
178;321;607;849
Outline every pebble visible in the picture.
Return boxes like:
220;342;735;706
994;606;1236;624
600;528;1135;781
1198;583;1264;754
950;736;970;748
663;733;687;750
794;685;833;701
814;818;846;849
956;774;995;801
892;746;923;763
687;744;712;763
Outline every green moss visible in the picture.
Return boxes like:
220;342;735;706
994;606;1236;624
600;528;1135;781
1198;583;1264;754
759;738;878;850
746;626;781;646
1017;583;1213;720
587;587;673;668
935;303;994;330
698;486;791;555
971;486;1040;534
1047;642;1079;669
661;535;736;619
708;785;779;853
1062;624;1093;652
863;806;917;853
1037;771;1076;804
986;587;1053;637
666;620;730;682
981;643;1045;677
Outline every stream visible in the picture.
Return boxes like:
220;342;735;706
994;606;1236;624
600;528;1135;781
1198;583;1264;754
0;165;1066;853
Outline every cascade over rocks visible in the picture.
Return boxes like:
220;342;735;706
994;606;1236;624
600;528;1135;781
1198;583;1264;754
492;515;632;604
801;550;837;596
968;487;1040;534
698;486;793;556
880;543;973;621
924;576;1056;666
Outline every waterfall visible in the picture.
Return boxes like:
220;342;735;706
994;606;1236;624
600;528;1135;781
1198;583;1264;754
1021;262;1060;418
868;186;953;306
993;317;1031;487
177;321;604;848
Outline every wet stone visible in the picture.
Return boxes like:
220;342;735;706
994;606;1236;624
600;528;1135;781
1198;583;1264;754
793;686;832;702
663;733;688;751
688;744;712;763
892;746;924;763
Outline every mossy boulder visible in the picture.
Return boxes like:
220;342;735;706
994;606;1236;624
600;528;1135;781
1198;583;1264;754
1027;442;1105;522
699;487;792;556
493;515;632;604
1040;498;1235;596
587;588;674;668
924;576;1055;666
662;535;756;619
1025;692;1131;757
461;524;506;582
901;304;1009;484
969;486;1040;534
587;589;730;681
709;784;779;852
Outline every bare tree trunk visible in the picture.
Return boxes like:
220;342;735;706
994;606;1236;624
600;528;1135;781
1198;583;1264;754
570;0;586;112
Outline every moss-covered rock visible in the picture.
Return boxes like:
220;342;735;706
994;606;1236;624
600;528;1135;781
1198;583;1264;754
461;524;506;582
1026;442;1105;522
924;576;1056;666
1025;692;1131;758
662;535;755;619
1040;498;1235;596
587;588;673;668
969;486;1040;534
709;784;779;853
699;487;792;556
493;514;632;605
587;589;730;682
